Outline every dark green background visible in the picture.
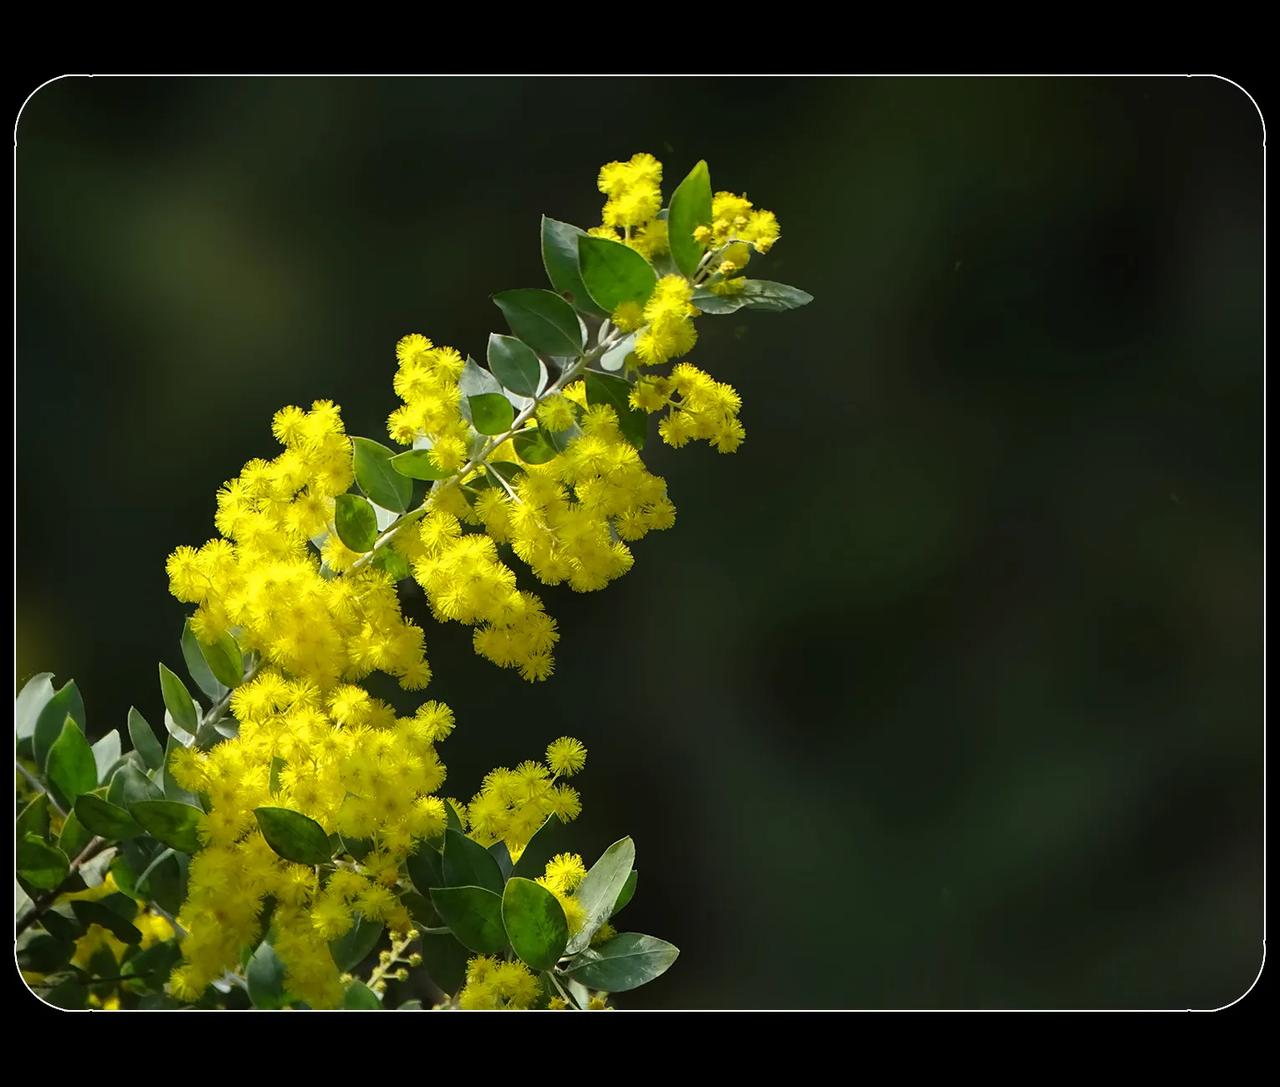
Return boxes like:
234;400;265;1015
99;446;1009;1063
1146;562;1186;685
16;77;1263;1008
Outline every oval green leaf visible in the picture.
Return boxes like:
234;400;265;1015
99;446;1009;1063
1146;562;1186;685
343;980;382;1009
181;619;226;700
441;828;504;894
487;333;546;397
390;448;451;481
127;707;165;772
18;833;68;890
577;234;658;312
502;876;568;971
407;842;445;896
70;900;142;945
197;631;244;690
563;932;679;992
247;940;287;1009
58;810;94;857
255;806;332;866
91;729;122;785
353;436;413;512
564;836;636;955
468;393;515;436
75;794;143;841
329;912;384;971
130;799;204;854
33;679;85;773
46;716;98;810
613;869;638;917
493;289;584;358
541;216;608;317
668;159;712;278
429;886;507;954
158;664;199;736
15;671;55;741
334;493;378;553
513;426;558;466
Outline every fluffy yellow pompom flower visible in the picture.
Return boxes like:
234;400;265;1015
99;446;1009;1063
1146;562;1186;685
546;735;587;776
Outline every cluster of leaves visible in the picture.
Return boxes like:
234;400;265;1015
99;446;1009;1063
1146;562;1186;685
15;626;674;1010
15;626;249;1009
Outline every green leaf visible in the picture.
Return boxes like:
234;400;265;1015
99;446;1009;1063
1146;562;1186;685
353;436;413;513
372;547;412;582
58;809;94;858
18;833;68;890
109;854;140;899
41;977;89;1010
255;807;332;866
109;762;163;808
468;393;515;436
612;869;638;917
70;900;143;945
600;332;636;373
444;800;465;835
390;448;452;481
16;794;50;844
268;755;285;797
541;216;608;317
668;159;712;278
343;980;382;1009
459;355;503;399
130;800;203;855
493;289;585;358
33;679;85;773
197;631;244;690
564;837;636;955
693;279;813;315
247;940;287;1009
419;931;471;995
47;716;99;810
502;877;568;971
75;794;142;841
334;493;379;553
513;426;559;465
442;829;504;894
584;369;647;449
15;672;55;740
20;934;75;974
330;912;384;971
158;664;199;736
577;234;658;312
429;886;507;954
487;333;546;398
126;707;165;772
489;839;513;880
563;932;679;992
91;735;122;788
407;842;445;896
181;619;226;701
40;907;82;944
509;814;567;881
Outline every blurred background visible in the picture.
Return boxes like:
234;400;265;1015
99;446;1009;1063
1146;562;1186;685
15;76;1263;1008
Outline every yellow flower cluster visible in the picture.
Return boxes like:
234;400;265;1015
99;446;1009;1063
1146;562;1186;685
165;669;453;1004
695;191;782;258
633;276;699;367
386;334;471;469
632;363;745;453
165;401;430;691
457;954;541;1010
472;391;676;597
536;851;588;934
465;737;586;858
590;153;671;261
410;510;560;681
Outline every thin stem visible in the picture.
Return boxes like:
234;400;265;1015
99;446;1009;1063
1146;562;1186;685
548;969;581;1010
